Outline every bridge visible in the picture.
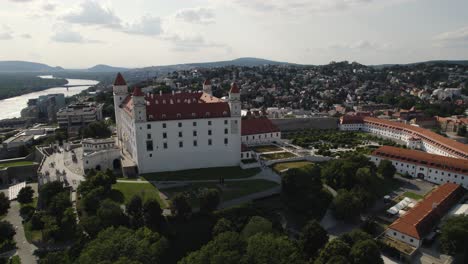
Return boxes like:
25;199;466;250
61;84;96;88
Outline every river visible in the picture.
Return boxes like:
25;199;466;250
0;76;99;120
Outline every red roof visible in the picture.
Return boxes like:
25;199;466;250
132;87;144;97
389;183;464;239
230;82;240;93
121;92;231;121
371;146;468;174
340;115;364;124
114;73;127;86
242;117;280;136
204;79;211;85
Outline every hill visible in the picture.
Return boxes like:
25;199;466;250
372;60;468;69
87;64;129;72
0;61;64;72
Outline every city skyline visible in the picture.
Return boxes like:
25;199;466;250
1;0;468;68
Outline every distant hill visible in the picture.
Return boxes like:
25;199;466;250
372;60;468;69
0;61;64;72
87;64;129;72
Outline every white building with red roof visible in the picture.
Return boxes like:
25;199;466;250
113;74;280;174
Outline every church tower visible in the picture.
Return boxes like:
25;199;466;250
203;79;212;95
132;87;147;123
229;82;241;117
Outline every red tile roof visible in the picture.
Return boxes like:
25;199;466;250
341;115;365;124
204;79;211;85
230;82;240;93
114;73;127;86
371;146;468;174
341;115;468;158
242;117;280;136
389;183;464;239
132;87;144;96
121;92;231;121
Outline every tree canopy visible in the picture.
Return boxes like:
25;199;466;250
17;186;34;204
440;215;468;257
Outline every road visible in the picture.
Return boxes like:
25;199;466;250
3;201;37;264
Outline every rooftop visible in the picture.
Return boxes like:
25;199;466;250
388;183;464;239
241;117;280;136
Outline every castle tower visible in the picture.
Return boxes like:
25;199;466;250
132;87;147;123
113;73;128;143
203;79;212;95
229;82;241;117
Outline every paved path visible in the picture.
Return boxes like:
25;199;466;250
3;201;37;264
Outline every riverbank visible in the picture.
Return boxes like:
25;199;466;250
0;73;70;100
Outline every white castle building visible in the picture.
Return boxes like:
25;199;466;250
113;73;280;174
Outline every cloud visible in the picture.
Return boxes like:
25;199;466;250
0;25;13;40
329;40;391;51
433;26;468;47
51;29;102;43
9;0;34;2
165;33;229;52
42;2;56;11
62;1;121;28
21;33;32;39
174;7;215;24
122;16;163;36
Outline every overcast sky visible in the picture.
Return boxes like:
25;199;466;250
1;0;468;68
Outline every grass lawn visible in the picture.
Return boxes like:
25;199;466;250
10;255;21;264
141;166;261;181
402;191;424;200
112;182;166;208
162;179;279;208
0;161;35;169
272;161;315;173
20;197;38;209
24;221;42;243
260;152;297;161
251;145;283;153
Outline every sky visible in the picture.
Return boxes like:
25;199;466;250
1;0;468;68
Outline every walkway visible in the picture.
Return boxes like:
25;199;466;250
3;201;37;264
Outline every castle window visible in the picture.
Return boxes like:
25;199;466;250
147;124;151;129
163;132;167;139
179;132;183;138
163;123;166;128
193;121;197;126
224;120;228;125
146;141;153;151
179;141;183;148
177;113;181;118
208;130;212;136
163;143;168;149
224;138;228;144
224;128;228;134
178;122;182;127
193;131;197;137
208;121;212;126
147;134;151;139
193;140;198;147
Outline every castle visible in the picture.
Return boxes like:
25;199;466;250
113;73;280;174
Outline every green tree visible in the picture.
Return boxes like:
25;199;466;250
0;193;10;215
81;121;111;139
325;255;350;264
59;208;77;240
457;125;467;137
79;216;102;238
331;189;362;220
39;252;72;264
199;188;220;213
127;195;143;228
0;221;15;243
440;215;468;257
299;220;329;260
179;232;245;264
47;191;71;220
315;239;350;264
78;226;168;264
349;239;383;264
212;218;234;237
40;181;65;207
171;193;192;220
241;216;273;239
244;233;305;264
377;160;396;179
143;198;163;230
97;199;128;229
17;186;34;204
339;229;372;247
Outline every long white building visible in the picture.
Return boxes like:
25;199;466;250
340;115;468;159
113;73;280;174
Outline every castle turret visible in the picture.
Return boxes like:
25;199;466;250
132;87;147;123
113;72;128;106
203;79;212;95
229;82;241;117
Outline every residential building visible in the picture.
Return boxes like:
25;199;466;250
57;102;104;136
